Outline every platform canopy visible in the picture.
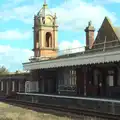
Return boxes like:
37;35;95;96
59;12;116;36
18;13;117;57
23;47;120;70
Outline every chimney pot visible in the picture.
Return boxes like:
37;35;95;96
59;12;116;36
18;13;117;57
85;21;95;49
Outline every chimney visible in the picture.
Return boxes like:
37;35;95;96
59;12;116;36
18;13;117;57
85;21;95;49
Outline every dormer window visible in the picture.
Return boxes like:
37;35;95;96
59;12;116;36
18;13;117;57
42;17;45;24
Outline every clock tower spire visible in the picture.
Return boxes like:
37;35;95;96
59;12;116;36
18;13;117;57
32;1;58;61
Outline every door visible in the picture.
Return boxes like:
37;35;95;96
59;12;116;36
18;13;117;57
76;68;84;95
94;69;102;96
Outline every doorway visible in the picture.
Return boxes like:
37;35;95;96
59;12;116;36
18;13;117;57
105;70;115;97
94;69;102;96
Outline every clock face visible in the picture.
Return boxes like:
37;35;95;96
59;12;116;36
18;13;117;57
42;15;53;25
45;17;52;25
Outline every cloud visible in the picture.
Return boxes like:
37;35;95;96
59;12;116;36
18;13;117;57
59;40;85;55
0;40;84;71
0;2;42;24
0;45;33;72
7;0;26;4
93;0;120;5
0;0;117;31
0;30;31;40
52;0;117;30
108;0;120;2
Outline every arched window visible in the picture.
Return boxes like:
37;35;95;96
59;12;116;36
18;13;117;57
36;32;39;43
35;32;39;49
46;32;52;47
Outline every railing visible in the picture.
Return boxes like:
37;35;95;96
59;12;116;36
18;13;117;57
29;56;52;62
29;40;120;62
15;92;120;115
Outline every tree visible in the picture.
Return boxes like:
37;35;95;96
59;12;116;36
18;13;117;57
0;66;9;75
15;70;21;74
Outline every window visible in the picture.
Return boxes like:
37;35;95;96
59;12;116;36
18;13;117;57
1;81;3;91
107;70;114;87
70;69;76;85
107;75;114;86
46;32;52;47
36;32;39;43
12;81;15;92
59;68;76;86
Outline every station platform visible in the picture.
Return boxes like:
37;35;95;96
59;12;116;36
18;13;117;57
15;92;120;115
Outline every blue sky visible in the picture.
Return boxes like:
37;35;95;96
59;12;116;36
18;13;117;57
0;0;120;72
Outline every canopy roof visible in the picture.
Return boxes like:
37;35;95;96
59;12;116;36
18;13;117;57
37;3;53;18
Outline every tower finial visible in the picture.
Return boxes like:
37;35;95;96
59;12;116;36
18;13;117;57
44;0;46;4
43;0;47;7
88;20;92;26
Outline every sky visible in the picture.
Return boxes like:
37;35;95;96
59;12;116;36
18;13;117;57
0;0;120;72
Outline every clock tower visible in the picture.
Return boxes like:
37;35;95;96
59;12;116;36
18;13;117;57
32;1;58;60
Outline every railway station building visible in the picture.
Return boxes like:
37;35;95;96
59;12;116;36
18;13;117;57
0;1;120;99
22;2;120;99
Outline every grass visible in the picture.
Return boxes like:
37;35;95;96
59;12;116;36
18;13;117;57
0;102;72;120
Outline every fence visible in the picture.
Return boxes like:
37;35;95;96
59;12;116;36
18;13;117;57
16;92;120;115
29;40;120;61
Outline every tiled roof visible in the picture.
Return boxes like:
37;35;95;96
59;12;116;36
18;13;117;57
104;17;120;41
114;27;120;40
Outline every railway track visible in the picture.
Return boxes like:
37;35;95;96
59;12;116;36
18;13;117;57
2;99;120;120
